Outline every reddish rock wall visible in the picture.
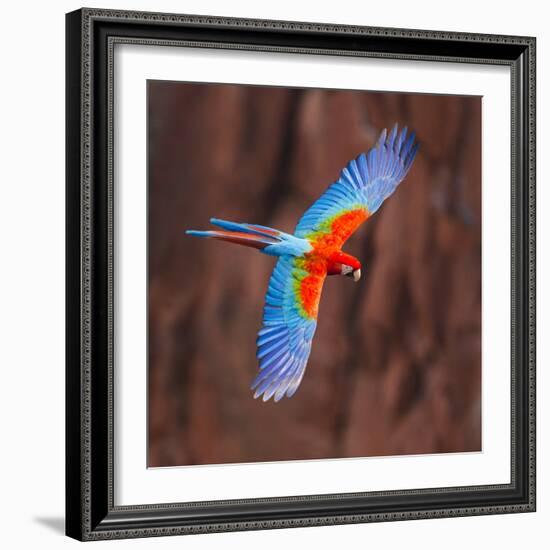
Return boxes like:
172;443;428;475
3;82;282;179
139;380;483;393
147;82;481;467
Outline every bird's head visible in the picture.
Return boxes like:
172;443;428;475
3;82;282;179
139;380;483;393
327;251;362;282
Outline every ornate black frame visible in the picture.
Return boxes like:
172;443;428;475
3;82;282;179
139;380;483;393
66;7;536;541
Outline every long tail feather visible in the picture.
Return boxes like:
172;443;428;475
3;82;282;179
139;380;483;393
185;229;276;249
210;218;281;239
187;218;312;257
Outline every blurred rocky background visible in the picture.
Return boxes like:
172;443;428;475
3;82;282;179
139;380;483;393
147;81;481;467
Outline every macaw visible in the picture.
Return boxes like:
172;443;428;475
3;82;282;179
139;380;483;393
187;124;418;402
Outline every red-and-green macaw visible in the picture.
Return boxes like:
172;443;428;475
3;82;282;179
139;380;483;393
187;125;418;402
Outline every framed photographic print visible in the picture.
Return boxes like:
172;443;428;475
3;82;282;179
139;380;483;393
65;7;536;541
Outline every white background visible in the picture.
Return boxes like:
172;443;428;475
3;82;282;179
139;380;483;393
0;1;545;549
116;47;511;505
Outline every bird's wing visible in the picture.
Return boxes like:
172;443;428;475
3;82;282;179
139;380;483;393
294;124;419;248
252;255;326;402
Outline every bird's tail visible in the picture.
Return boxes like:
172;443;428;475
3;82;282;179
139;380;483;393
186;218;282;250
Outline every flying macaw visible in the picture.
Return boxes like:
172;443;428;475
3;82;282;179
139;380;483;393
187;124;418;402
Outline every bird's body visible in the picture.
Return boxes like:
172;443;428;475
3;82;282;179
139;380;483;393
186;125;419;402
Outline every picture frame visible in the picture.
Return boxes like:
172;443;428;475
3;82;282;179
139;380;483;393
65;7;536;541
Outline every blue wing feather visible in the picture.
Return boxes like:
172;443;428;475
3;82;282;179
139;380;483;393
294;124;418;238
251;256;320;402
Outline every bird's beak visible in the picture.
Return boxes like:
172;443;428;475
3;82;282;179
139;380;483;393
353;269;361;282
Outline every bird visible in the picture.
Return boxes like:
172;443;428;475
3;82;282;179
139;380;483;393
186;124;419;402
